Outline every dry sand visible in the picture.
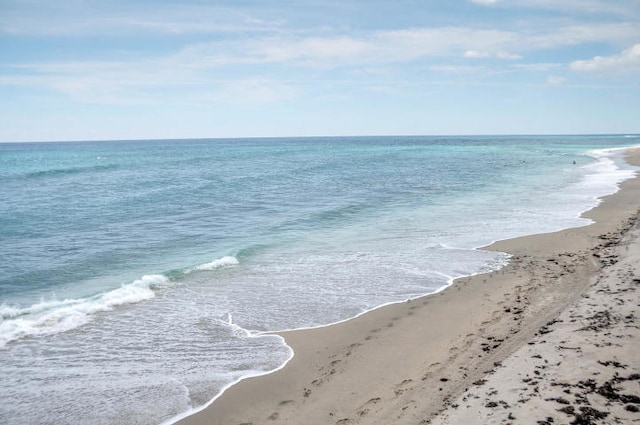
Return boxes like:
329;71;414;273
178;148;640;425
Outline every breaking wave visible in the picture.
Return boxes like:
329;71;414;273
0;274;168;348
192;256;239;271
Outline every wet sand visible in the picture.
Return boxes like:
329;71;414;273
177;148;640;425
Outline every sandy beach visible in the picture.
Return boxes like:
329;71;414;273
177;148;640;425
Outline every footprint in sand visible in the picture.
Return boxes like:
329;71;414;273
356;397;382;416
394;379;414;396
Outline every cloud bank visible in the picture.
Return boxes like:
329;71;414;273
571;44;640;75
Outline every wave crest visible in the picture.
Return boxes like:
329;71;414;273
193;256;239;271
0;274;168;348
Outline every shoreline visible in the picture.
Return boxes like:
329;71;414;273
177;148;640;425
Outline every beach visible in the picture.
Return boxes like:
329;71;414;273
177;147;640;425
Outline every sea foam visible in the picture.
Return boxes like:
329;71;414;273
0;274;167;348
579;148;639;201
193;256;239;271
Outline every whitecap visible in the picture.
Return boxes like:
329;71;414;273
0;274;168;348
192;256;239;271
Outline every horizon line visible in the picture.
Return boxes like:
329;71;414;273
1;133;639;144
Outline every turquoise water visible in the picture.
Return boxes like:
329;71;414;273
0;135;638;424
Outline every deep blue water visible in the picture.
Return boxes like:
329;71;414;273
0;135;638;424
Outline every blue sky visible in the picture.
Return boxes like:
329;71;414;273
1;0;639;141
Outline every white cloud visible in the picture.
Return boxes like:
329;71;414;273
570;44;640;75
379;27;516;58
522;23;639;51
429;65;484;74
2;19;636;107
547;76;567;84
466;0;640;20
465;50;491;58
504;0;640;18
470;0;502;5
0;2;287;36
224;24;635;69
256;36;372;66
465;50;522;60
178;27;522;69
511;63;561;72
496;51;523;60
212;79;301;104
3;57;303;106
3;59;205;105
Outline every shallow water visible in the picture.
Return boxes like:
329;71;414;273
0;135;638;424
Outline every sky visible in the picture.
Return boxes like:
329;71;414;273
0;0;639;142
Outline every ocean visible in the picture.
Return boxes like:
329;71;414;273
0;135;638;424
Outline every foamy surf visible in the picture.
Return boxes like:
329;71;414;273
192;256;239;271
0;274;168;348
0;255;242;348
576;148;640;208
